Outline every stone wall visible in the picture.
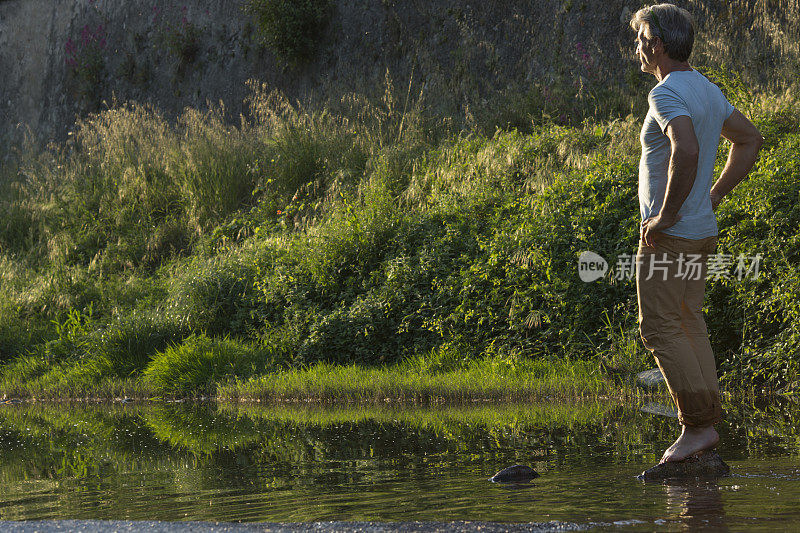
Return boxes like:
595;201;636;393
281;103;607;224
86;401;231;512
0;0;797;153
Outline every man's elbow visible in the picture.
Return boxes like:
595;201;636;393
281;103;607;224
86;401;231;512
742;127;763;150
754;130;764;150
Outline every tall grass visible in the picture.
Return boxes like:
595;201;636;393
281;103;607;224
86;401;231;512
142;334;272;396
217;356;612;403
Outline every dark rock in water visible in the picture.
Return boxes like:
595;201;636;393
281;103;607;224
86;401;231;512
489;464;539;483
0;398;22;405
638;450;730;481
636;367;666;391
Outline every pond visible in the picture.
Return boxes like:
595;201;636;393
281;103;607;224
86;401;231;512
0;398;799;531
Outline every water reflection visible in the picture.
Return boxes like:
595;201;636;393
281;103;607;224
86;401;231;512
663;481;727;532
0;399;798;529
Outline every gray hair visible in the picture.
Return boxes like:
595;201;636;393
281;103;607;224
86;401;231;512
630;3;695;62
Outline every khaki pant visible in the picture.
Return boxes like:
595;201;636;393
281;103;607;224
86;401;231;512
636;233;721;427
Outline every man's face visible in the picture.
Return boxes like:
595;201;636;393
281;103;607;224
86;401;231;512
635;26;658;75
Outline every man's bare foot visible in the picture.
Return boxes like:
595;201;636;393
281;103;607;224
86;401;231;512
660;425;719;463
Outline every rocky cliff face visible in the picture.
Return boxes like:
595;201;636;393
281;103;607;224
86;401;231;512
1;0;797;153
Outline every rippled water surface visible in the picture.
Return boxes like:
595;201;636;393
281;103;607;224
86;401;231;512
0;398;799;531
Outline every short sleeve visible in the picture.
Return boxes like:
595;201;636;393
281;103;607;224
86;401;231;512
647;85;690;133
722;94;735;120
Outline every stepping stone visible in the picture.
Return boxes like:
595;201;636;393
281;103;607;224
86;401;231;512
636;367;666;391
639;401;678;418
638;450;730;481
489;464;539;483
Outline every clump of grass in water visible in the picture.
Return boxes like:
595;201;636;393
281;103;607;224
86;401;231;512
142;334;272;396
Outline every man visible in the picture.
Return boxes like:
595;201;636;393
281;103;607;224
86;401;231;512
630;4;763;463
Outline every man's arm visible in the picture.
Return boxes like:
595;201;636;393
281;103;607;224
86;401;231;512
661;115;700;218
710;109;764;210
641;115;699;247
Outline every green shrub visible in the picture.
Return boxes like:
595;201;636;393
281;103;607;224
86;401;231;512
244;0;331;64
420;157;639;358
707;131;800;391
166;250;262;336
91;312;189;377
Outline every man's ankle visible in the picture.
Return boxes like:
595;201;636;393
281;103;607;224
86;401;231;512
682;424;715;434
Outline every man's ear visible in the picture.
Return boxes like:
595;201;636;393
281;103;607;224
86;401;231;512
651;36;664;54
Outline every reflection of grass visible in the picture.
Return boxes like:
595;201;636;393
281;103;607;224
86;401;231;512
217;358;615;403
0;399;637;521
142;404;261;454
0;400;620;460
0;403;177;488
1;397;799;481
219;401;616;430
0;399;799;522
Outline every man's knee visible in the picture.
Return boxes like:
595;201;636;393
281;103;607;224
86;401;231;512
680;305;709;336
639;315;682;352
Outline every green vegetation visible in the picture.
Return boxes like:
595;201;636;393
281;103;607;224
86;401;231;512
0;63;798;400
244;0;332;64
218;357;611;403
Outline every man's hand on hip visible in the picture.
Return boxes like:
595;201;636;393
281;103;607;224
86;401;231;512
641;212;681;248
710;190;723;211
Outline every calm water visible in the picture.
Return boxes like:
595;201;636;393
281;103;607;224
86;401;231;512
0;398;799;531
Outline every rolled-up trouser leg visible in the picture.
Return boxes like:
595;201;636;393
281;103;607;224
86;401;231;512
636;234;721;427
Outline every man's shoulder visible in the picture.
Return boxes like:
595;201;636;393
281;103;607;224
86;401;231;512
659;70;718;93
648;71;724;105
647;79;683;106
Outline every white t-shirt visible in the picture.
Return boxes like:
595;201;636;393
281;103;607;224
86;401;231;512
638;69;734;239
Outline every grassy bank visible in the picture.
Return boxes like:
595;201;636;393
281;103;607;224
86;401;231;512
0;68;798;400
0;350;616;402
216;357;613;403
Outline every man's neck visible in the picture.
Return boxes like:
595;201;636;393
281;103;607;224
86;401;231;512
653;59;693;82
